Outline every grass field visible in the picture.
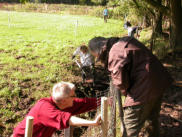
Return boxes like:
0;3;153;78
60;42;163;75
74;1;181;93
0;10;126;135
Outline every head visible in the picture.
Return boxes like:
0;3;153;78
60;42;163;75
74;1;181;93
80;45;88;54
88;37;107;59
52;82;76;110
138;26;142;30
124;21;131;29
88;37;120;67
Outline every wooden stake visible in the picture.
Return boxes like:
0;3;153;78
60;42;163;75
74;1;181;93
64;126;74;137
25;116;34;137
101;97;108;137
108;98;116;137
108;81;116;137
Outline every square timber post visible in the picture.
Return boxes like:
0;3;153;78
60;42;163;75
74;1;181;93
101;97;108;137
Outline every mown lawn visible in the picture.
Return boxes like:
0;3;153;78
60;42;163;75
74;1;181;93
0;10;125;135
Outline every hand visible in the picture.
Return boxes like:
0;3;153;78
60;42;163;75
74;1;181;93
72;55;75;60
93;114;101;126
137;34;140;38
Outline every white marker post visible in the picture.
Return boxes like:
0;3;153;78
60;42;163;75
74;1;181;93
101;97;108;137
74;19;78;36
8;12;11;27
25;116;34;137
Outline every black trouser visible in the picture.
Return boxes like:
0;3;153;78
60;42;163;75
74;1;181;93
81;65;95;83
110;81;162;137
104;15;108;23
123;96;162;137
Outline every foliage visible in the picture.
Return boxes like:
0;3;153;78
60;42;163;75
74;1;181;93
107;0;120;6
0;0;108;5
19;0;28;4
108;1;129;20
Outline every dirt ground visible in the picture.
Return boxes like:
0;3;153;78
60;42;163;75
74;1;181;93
159;52;182;137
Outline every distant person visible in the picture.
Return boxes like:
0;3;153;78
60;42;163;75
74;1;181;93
123;21;131;29
12;82;101;137
124;21;142;38
72;45;95;84
88;36;173;137
103;7;108;23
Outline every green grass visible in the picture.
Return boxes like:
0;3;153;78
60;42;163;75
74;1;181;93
0;10;126;136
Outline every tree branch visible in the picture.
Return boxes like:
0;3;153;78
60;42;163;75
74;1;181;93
132;0;140;8
132;0;155;17
143;0;169;15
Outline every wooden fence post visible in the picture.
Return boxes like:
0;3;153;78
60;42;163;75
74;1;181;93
25;116;34;137
64;126;74;137
101;97;108;137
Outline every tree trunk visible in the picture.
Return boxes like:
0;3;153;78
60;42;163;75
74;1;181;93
150;18;156;51
153;11;163;34
170;0;182;51
150;0;162;51
142;15;151;28
153;0;163;34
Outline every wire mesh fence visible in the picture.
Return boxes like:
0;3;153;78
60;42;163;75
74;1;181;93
80;89;109;137
53;82;119;137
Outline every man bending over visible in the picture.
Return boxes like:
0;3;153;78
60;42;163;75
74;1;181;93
12;82;101;137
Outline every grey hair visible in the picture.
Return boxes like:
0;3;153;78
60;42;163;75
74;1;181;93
52;82;75;103
88;36;107;54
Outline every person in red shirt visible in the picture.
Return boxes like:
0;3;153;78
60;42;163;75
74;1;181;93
12;82;101;137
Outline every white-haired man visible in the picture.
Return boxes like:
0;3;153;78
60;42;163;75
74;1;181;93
12;82;101;137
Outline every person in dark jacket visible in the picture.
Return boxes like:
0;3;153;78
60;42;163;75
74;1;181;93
88;36;173;137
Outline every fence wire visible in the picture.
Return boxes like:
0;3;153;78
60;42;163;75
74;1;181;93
81;82;117;137
80;89;109;137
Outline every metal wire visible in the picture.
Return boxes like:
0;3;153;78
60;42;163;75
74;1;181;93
80;82;117;137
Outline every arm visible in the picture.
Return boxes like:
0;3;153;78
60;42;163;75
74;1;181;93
69;114;101;126
72;47;80;59
136;27;140;38
70;98;100;115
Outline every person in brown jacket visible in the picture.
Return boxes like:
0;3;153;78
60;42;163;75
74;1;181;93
88;36;173;137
